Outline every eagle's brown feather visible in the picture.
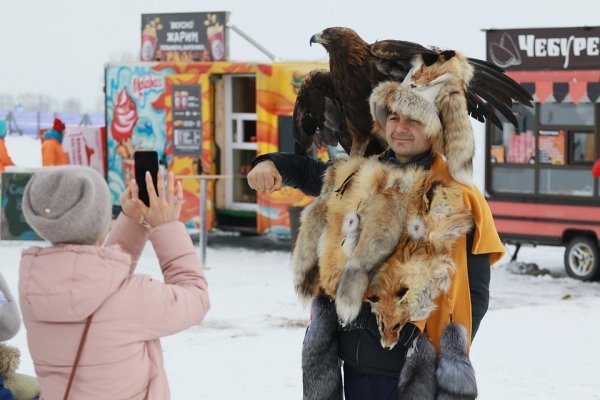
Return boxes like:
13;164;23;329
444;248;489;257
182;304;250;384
293;27;533;157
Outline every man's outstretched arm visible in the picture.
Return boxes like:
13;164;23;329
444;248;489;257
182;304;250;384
249;152;327;196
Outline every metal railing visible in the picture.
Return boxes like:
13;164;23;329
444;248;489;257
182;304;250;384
0;110;104;135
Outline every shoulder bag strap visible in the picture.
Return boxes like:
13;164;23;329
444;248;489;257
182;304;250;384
63;315;93;400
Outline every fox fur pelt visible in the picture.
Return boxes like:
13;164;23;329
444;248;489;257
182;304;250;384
292;156;473;348
397;335;437;400
435;323;478;400
403;51;474;185
397;323;477;400
366;180;472;349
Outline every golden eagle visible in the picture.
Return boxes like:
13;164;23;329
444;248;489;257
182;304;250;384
293;27;533;157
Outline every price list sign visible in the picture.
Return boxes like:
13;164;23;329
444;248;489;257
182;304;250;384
172;84;203;156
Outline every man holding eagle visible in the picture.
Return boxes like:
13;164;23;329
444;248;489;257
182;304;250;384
248;27;531;400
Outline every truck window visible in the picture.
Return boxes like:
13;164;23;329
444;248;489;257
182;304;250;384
539;103;594;126
539;168;594;196
488;103;537;194
491;167;534;193
571;132;596;163
487;102;598;198
489;103;536;165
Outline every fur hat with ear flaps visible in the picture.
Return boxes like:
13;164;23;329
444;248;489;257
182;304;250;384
369;50;475;185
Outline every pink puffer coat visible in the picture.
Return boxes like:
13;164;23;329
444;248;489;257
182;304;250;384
19;214;210;399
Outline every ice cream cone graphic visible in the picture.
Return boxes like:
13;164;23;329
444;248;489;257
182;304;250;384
111;88;138;160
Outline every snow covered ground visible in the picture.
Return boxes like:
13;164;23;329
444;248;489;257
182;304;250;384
1;239;599;399
2;135;600;399
4;134;42;168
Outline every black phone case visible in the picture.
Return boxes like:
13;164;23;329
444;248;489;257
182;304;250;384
134;151;159;207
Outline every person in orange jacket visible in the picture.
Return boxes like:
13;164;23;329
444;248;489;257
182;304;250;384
0;120;16;172
42;118;69;166
593;158;600;178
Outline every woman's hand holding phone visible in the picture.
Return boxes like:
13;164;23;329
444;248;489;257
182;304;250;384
120;179;146;224
143;169;184;227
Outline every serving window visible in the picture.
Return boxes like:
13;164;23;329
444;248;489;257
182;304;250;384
487;100;598;199
489;103;536;165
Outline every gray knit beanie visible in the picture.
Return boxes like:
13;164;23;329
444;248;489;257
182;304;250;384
22;166;112;244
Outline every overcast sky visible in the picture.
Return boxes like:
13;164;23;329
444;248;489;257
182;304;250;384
0;0;597;112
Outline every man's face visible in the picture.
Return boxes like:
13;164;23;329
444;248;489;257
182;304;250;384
385;113;432;162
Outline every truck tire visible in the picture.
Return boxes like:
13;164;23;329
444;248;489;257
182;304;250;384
564;236;600;281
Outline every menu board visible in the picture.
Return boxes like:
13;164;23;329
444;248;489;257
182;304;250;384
538;129;565;165
172;84;203;156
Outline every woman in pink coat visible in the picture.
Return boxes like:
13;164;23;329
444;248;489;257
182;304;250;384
19;166;210;399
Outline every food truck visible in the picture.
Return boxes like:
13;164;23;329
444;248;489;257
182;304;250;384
485;26;600;281
105;60;326;236
105;11;328;238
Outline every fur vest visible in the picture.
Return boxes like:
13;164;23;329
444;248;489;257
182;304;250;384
292;154;504;353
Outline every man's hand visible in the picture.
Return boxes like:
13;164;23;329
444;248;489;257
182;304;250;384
247;160;282;193
120;179;145;224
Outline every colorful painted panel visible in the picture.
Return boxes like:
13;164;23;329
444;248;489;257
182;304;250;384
255;62;327;235
165;73;213;231
107;62;255;231
106;61;327;236
106;64;173;207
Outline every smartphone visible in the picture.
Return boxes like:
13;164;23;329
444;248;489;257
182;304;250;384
134;150;159;207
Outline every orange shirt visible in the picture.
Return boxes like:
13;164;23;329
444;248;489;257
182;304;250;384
413;155;505;353
0;138;15;172
42;138;69;166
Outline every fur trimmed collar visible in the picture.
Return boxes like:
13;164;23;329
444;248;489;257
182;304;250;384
378;149;435;170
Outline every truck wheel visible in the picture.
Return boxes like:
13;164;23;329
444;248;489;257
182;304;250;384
564;236;600;281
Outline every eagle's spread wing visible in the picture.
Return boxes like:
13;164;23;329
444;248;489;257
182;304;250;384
369;40;533;130
294;27;534;157
466;57;533;127
370;39;431;82
293;69;352;155
371;39;430;58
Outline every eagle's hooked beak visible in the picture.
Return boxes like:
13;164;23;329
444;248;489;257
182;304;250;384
310;32;323;47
